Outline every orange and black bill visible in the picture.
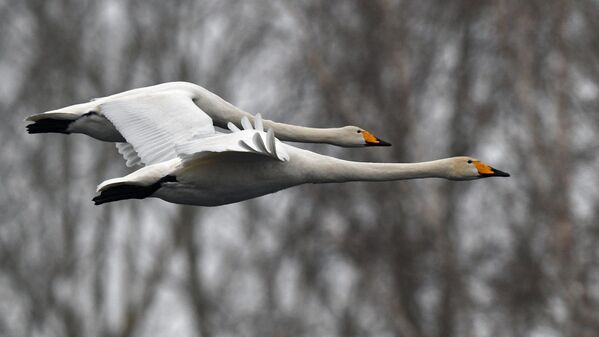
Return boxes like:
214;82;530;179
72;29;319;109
363;131;391;146
474;161;510;177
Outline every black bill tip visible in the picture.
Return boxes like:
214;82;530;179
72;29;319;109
367;139;392;147
491;167;510;177
377;139;392;146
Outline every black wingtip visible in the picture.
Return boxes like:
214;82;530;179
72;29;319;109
26;118;73;134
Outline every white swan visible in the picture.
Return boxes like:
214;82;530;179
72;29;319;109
91;114;510;206
25;81;390;148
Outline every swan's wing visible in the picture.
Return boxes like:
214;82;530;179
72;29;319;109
100;91;215;166
176;116;289;162
115;142;143;167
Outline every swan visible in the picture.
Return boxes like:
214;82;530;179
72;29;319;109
91;114;510;206
25;81;390;148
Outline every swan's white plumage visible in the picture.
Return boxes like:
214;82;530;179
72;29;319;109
115;143;142;167
241;116;253;131
100;91;215;165
175;125;289;162
26;111;82;122
27;81;393;147
254;113;264;132
227;122;241;132
96;114;290;198
96;158;178;192
104;98;288;167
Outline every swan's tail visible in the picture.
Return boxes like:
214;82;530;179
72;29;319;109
94;160;179;205
93;175;177;205
26;117;73;134
26;101;98;134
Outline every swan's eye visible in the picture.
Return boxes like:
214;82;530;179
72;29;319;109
357;130;362;133
467;160;473;164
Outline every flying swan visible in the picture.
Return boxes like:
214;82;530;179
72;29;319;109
78;90;510;206
25;81;390;148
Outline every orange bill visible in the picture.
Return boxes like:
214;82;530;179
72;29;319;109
474;160;510;177
363;131;391;146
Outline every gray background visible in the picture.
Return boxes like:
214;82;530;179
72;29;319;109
1;0;598;336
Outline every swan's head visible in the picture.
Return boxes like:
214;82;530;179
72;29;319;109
445;156;510;180
338;126;391;147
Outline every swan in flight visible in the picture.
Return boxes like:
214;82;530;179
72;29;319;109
25;81;390;148
85;96;509;206
94;145;510;206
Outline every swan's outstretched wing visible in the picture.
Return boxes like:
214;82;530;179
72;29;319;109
100;91;215;166
176;115;290;162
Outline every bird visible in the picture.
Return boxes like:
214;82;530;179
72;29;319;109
91;112;510;207
25;81;390;149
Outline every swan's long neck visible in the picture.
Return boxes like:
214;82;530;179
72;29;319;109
189;84;341;144
302;153;450;183
190;84;255;125
261;121;339;144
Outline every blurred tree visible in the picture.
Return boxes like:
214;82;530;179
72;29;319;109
0;0;598;336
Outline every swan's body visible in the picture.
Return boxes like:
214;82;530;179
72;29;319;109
151;152;501;207
26;81;389;147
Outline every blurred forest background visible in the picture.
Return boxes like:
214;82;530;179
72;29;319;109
1;0;598;336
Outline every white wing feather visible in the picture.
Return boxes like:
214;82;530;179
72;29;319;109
254;113;264;131
115;142;143;167
100;91;215;166
241;116;253;131
175;128;289;162
227;122;241;132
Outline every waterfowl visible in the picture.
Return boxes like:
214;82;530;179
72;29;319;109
25;81;390;149
92;114;510;207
